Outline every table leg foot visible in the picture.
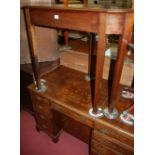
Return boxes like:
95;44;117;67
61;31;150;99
103;107;118;119
88;107;104;118
35;79;47;93
59;45;72;51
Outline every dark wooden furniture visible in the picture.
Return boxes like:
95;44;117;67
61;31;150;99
28;66;134;154
24;4;134;155
20;60;60;112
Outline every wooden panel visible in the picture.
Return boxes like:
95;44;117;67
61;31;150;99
35;112;52;126
60;51;133;86
62;114;91;144
94;123;134;147
30;93;50;112
30;92;63;142
21;7;59;64
91;140;119;155
92;130;134;155
106;13;125;35
50;101;94;127
32;93;50;105
30;8;98;32
28;66;134;146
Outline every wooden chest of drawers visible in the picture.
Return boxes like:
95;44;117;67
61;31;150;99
30;91;63;142
28;66;134;154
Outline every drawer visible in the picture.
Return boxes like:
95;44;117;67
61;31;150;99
94;123;134;147
29;8;98;33
31;93;50;106
35;112;52;122
33;102;50;114
92;130;134;155
35;112;52;129
52;103;93;127
30;92;50;112
91;140;120;155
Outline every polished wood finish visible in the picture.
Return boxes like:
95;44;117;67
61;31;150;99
91;129;133;155
93;13;106;113
28;66;133;154
30;90;63;142
62;114;91;143
108;13;134;112
24;8;41;89
29;66;133;129
88;33;95;78
24;4;134;113
20;59;60;112
24;5;134;154
106;14;125;35
61;0;88;47
29;9;99;33
60;50;133;86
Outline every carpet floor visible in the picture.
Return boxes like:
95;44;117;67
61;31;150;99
20;111;89;155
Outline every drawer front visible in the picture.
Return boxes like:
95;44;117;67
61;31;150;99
94;123;134;147
30;92;50;113
35;112;53;123
31;93;50;106
51;102;93;127
30;8;98;33
91;140;120;155
35;112;53;134
92;130;134;155
33;102;50;114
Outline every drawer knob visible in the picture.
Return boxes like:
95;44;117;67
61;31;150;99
54;14;59;20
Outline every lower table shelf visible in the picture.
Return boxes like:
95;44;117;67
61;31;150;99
28;65;134;155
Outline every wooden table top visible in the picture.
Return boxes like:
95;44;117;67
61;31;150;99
28;66;134;138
